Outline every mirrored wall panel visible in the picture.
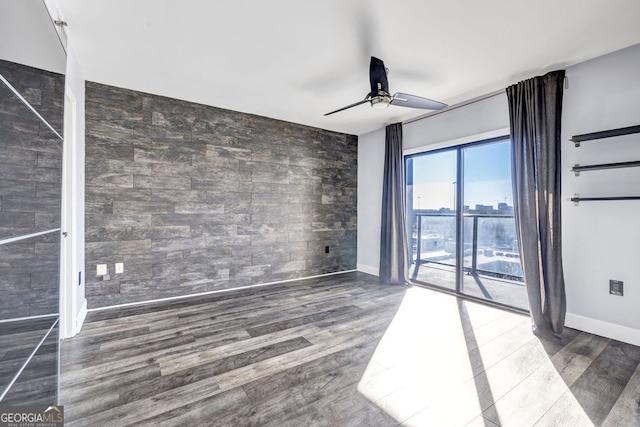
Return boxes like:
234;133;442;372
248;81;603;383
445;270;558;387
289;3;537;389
0;0;66;406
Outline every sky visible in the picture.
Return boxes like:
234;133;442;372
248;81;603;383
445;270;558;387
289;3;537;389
408;138;514;210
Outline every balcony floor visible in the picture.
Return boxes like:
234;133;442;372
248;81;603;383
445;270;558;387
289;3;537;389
409;261;529;311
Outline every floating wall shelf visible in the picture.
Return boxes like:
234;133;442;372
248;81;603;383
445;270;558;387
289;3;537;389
570;124;640;147
570;195;640;205
571;160;640;176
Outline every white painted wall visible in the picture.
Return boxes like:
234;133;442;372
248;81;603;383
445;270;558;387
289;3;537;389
357;43;640;345
562;44;640;345
357;127;385;275
403;94;510;152
60;42;86;339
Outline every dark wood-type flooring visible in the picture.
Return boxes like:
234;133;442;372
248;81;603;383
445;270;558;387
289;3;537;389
60;272;640;426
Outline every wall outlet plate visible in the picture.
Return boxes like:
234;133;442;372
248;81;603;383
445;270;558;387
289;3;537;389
115;262;124;274
96;264;107;276
609;280;623;296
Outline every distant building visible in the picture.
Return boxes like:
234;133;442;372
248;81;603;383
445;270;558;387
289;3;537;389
475;204;494;213
498;202;514;213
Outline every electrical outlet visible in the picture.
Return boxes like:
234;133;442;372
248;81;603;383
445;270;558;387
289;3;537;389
96;264;107;276
115;262;124;274
609;280;623;296
325;246;330;254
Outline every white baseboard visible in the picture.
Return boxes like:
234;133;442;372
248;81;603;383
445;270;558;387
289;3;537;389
565;313;640;346
76;298;88;333
89;270;357;312
357;263;379;276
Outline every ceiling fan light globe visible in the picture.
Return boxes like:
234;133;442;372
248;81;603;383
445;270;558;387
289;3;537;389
371;95;390;109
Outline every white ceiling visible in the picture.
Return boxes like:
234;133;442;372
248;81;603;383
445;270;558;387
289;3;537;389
55;0;640;135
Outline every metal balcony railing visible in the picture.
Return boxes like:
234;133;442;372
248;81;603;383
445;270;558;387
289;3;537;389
411;212;524;281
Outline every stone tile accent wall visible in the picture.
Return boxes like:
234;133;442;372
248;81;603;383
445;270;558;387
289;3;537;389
85;82;357;308
0;60;64;320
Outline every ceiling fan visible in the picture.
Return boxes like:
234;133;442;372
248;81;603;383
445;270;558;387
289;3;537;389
325;56;447;116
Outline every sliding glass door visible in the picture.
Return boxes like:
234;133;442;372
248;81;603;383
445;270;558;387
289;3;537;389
406;137;528;311
406;148;458;291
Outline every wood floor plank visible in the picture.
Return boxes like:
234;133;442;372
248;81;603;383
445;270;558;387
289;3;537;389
245;304;363;337
425;321;577;425
549;331;610;386
214;333;372;391
237;345;386;426
241;341;376;403
77;334;197;369
424;336;549;426
65;371;224;426
158;323;321;376
120;336;312;405
62;363;161;404
568;340;640;425
134;387;251;427
534;389;596;426
482;360;570;426
467;318;537;369
602;360;640;426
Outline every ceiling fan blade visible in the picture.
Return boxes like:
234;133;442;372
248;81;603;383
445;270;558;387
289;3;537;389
369;56;389;95
324;97;370;116
390;92;447;110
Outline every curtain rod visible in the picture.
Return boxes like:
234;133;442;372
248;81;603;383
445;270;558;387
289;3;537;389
402;74;569;127
402;89;504;126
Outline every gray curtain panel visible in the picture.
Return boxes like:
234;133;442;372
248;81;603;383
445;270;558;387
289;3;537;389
506;70;566;336
379;123;411;286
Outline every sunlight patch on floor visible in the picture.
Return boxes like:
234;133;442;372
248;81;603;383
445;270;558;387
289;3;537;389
357;285;594;426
